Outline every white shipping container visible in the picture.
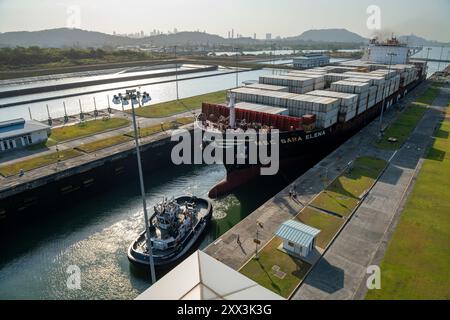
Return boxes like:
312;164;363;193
291;85;314;94
306;90;359;106
246;83;289;92
260;75;315;88
330;80;370;94
234;102;289;116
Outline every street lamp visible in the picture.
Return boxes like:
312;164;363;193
379;52;397;139
425;47;432;60
254;221;264;260
234;47;239;87
174;45;180;100
112;89;155;284
425;48;432;76
437;46;444;72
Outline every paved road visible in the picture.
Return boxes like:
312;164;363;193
293;84;449;300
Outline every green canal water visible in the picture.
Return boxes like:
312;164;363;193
0;162;311;300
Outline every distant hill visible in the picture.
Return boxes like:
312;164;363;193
143;31;229;46
398;34;450;47
2;27;447;49
0;28;134;48
288;28;368;43
0;28;244;48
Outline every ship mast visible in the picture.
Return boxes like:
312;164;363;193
228;92;236;129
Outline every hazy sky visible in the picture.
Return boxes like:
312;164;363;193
0;0;449;41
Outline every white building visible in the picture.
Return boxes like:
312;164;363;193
293;53;330;69
0;118;51;153
136;250;284;300
275;220;320;258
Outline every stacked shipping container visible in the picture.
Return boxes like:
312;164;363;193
230;87;339;129
259;75;315;94
306;90;358;122
245;83;290;92
330;80;370;114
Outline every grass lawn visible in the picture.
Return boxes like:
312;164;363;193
310;157;387;217
0;149;82;177
49;118;130;143
415;83;441;105
173;116;195;125
296;207;345;250
366;119;450;299
75;135;133;153
127;117;194;138
376;105;427;150
130;90;226;118
239;238;311;298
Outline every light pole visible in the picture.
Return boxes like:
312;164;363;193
437;46;444;72
271;43;275;75
174;45;179;100
234;47;239;87
379;52;397;139
254;221;264;260
425;47;432;60
112;90;155;284
425;48;432;75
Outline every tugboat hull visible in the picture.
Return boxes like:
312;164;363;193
128;196;213;268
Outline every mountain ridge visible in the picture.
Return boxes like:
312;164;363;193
0;27;448;48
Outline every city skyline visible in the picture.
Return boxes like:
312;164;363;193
0;0;449;42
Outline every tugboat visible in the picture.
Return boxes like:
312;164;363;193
128;196;213;267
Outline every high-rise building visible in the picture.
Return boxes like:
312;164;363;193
254;33;257;40
231;29;234;39
266;33;272;40
174;28;178;34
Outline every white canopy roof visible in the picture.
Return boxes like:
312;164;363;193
136;250;284;300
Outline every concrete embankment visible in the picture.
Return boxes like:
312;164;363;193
0;65;218;99
0;124;194;222
0;67;255;109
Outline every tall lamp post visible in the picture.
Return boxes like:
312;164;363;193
437;46;444;72
234;47;239;87
112;90;156;284
425;48;432;76
379;52;397;139
425;47;432;61
174;45;179;100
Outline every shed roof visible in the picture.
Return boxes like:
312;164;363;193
275;220;320;247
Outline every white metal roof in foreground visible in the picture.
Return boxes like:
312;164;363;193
135;251;284;300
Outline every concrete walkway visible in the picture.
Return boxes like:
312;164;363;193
293;84;449;300
204;81;432;271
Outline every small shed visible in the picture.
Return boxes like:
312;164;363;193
275;220;320;258
0;118;51;152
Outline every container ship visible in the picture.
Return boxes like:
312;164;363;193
196;37;427;198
